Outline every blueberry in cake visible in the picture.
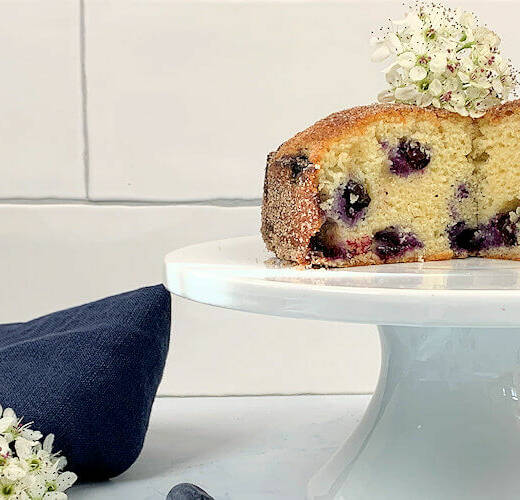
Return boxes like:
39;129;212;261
261;102;520;267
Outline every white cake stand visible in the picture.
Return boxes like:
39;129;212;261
164;236;520;500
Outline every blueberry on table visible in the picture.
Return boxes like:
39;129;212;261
166;483;214;500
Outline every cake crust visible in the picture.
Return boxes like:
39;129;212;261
273;103;471;165
478;99;520;123
262;101;520;267
309;250;455;268
261;153;324;264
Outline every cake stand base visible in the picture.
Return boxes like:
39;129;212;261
165;238;520;499
308;325;520;500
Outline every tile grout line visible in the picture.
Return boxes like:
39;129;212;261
79;0;90;200
0;198;262;207
155;393;373;399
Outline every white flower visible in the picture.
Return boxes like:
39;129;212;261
0;406;76;500
3;459;29;482
458;9;476;29
14;439;35;461
41;436;53;456
0;479;29;499
377;89;395;103
385;32;403;53
18;431;41;444
429;79;443;96
0;418;15;435
395;85;420;101
492;78;504;94
409;66;427;82
474;26;500;47
384;63;400;85
28;472;76;500
53;473;76;493
371;43;391;63
1;410;15;421
430;53;447;74
370;1;517;116
417;93;433;107
43;494;67;500
393;11;423;30
397;52;416;69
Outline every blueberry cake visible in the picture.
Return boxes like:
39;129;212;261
261;102;520;267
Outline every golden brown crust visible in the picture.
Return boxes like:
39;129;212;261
308;250;454;268
261;153;324;264
274;103;471;164
478;247;520;261
481;99;520;123
482;255;520;261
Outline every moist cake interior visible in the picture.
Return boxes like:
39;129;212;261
472;104;520;260
313;112;476;263
263;104;520;267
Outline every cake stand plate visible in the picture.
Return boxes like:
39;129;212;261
165;236;520;500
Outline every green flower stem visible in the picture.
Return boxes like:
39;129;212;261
457;41;476;52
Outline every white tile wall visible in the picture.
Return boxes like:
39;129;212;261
2;0;518;395
0;0;84;198
84;1;391;201
168;297;379;395
0;205;380;395
0;205;258;321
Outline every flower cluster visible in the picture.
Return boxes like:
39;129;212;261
0;406;77;500
371;2;517;117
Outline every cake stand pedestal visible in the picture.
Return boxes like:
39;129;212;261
165;236;520;500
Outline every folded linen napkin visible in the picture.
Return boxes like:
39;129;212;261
0;285;171;481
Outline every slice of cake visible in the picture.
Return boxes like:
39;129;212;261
262;103;477;266
261;102;520;267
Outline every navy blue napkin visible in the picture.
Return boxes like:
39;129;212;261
0;285;171;481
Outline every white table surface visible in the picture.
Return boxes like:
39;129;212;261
70;395;369;500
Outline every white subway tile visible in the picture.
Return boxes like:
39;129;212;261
0;1;84;198
165;296;379;396
84;1;392;201
0;204;259;320
0;204;379;395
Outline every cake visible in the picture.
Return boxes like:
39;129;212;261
261;2;520;267
261;102;520;267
